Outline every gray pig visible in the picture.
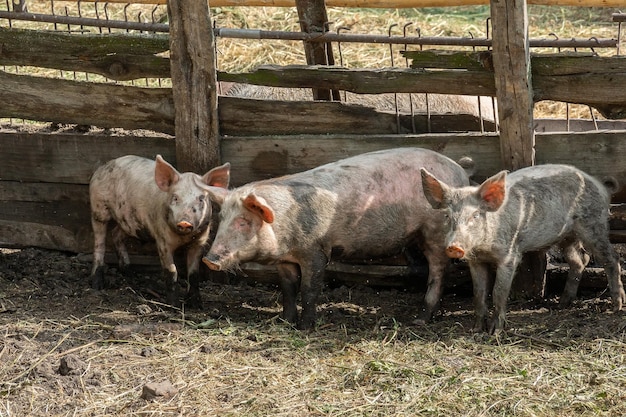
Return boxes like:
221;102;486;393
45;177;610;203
89;155;230;307
421;164;626;334
199;148;472;329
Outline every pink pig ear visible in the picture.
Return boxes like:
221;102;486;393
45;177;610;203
478;171;507;211
243;194;274;224
202;162;231;189
154;155;180;191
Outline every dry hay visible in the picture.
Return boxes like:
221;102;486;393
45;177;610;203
1;247;626;416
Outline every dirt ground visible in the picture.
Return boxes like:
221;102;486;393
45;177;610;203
1;246;625;416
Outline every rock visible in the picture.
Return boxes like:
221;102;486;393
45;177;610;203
140;346;158;357
141;380;178;401
58;354;86;376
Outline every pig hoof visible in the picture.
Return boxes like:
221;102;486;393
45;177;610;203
558;295;574;308
90;267;106;290
297;316;316;330
471;319;487;333
184;292;203;310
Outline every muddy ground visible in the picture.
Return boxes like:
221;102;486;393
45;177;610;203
1;246;625;416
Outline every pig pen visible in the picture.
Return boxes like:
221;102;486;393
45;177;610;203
2;2;626;414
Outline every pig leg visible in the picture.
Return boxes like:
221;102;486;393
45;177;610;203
490;256;521;334
157;242;180;307
468;261;491;332
581;232;626;311
277;263;301;324
559;240;589;307
111;225;131;271
298;252;328;330
184;243;204;309
416;244;449;324
90;217;108;290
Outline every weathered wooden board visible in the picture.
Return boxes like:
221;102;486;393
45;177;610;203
220;133;502;186
0;70;175;134
0;71;491;135
3;130;626;255
0;133;175;183
219;97;493;135
0;27;170;81
219;65;495;96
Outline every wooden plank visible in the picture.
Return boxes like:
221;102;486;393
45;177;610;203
0;220;87;252
0;28;170;81
168;0;220;172
532;54;626;119
220;133;502;186
535;130;626;196
3;130;626;189
0;133;175;183
218;96;493;135
3;131;626;256
403;50;494;71
218;65;496;96
0;70;175;134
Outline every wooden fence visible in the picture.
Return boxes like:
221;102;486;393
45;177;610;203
1;0;626;292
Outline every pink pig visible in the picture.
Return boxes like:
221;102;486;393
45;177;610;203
89;155;230;307
198;148;473;329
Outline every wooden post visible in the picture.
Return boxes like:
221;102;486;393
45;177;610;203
167;0;220;173
295;0;340;101
490;0;545;299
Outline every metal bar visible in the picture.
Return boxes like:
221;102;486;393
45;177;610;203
215;27;618;48
0;12;618;49
0;10;169;32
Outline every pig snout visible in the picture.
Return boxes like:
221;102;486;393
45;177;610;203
202;253;223;271
445;244;465;259
176;220;194;234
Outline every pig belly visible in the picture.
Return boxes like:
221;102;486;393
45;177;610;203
329;223;420;261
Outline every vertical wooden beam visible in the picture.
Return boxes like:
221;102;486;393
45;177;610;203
490;0;534;169
295;0;340;101
167;0;220;173
490;0;544;299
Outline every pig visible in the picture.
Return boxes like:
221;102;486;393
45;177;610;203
420;164;626;334
89;155;230;307
198;147;473;329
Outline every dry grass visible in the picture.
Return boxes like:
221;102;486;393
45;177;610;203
2;247;626;416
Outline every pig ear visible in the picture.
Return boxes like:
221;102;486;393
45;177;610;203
477;171;507;211
192;177;229;206
243;194;275;224
202;162;230;189
421;168;448;209
154;155;180;192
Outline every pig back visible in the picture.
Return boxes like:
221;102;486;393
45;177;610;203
496;164;612;250
260;147;471;260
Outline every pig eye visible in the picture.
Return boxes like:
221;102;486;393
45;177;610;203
172;194;179;204
198;195;205;203
471;211;481;220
